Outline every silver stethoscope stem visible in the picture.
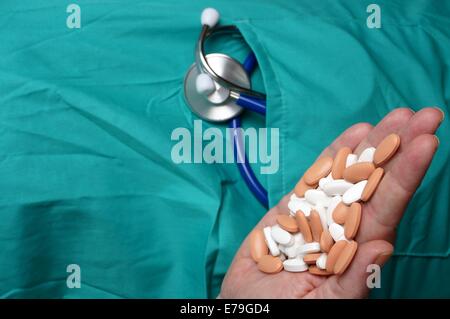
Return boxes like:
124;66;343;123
195;25;266;100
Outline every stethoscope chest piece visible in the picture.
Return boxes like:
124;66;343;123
184;53;250;122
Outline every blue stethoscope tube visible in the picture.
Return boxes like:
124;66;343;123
229;52;268;208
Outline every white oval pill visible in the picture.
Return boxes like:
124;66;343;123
284;242;300;258
263;226;280;256
329;223;345;242
358;147;376;163
326;195;342;226
316;253;328;270
318;173;334;190
343;180;368;205
298;242;321;254
305;189;331;206
271;225;294;246
345;154;358;168
283;256;308;272
294;233;305;245
322;179;354;196
288;198;312;217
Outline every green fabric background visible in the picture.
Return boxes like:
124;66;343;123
0;0;448;298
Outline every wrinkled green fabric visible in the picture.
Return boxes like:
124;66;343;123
0;0;448;299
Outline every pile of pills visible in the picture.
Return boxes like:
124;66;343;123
250;133;401;276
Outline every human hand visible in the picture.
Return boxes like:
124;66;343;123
220;107;444;298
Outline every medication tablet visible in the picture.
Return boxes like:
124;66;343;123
284;242;301;258
288;198;312;217
249;229;269;262
276;215;299;233
326;195;342;225
305;189;331;206
295;211;313;243
271;225;294;246
314;204;328;231
358;147;376;163
258;255;283;274
361;167;384;202
374;133;401;166
334;241;358;275
322;179;354;196
316;253;328;270
283;256;308;273
326;240;347;272
343;180;367;205
263;226;280;256
298;242;321;254
320;229;334;253
332;147;352;179
304;156;334;186
303;253;321;265
294;178;316;197
329;223;345;242
343;162;375;183
345;154;358;168
332;202;349;224
344;203;362;240
309;265;333;276
309;210;324;242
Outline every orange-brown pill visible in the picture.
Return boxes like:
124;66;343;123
295;211;313;243
294;177;316;197
320;229;334;253
332;202;350;224
332;147;352;179
249;229;269;262
334;240;358;275
326;240;347;273
343;162;375;183
303;156;334;186
344;203;362;240
257;255;283;274
276;215;299;233
361;167;384;202
309;210;323;242
374;133;401;166
309;266;333;276
303;253;321;265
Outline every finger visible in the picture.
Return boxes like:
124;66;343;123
358;134;439;243
330;240;393;298
320;122;373;158
354;108;414;155
397;107;444;146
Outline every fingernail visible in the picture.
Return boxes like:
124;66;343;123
434;107;445;124
434;135;440;148
374;250;393;267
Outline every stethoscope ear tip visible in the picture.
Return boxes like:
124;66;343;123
195;73;216;96
201;8;220;28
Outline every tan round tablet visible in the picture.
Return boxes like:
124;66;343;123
303;156;333;186
303;253;322;265
374;133;401;166
276;215;299;233
342;162;375;183
309;266;333;276
361;167;384;202
334;240;358;275
295;211;313;243
332;147;352;179
309;210;323;242
257;255;283;274
332;202;350;224
320;229;334;253
294;177;316;197
344;203;362;240
249;229;269;263
326;240;347;273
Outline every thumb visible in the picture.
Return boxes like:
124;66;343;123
325;240;393;298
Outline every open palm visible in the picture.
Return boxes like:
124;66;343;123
220;107;443;298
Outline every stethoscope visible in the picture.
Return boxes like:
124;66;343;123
184;8;268;208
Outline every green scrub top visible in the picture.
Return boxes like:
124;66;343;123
0;0;448;298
